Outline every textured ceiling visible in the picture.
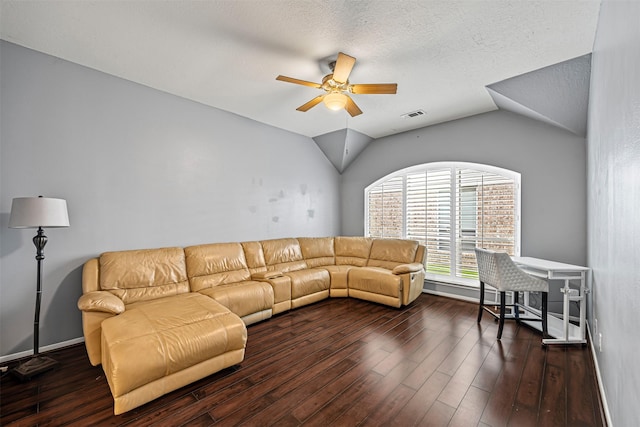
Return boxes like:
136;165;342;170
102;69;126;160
0;0;600;139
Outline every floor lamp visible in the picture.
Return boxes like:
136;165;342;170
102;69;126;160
8;196;70;380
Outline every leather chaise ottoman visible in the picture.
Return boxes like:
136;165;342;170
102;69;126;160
100;293;247;415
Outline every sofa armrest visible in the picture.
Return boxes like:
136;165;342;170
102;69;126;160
392;263;424;275
77;291;125;315
252;271;284;280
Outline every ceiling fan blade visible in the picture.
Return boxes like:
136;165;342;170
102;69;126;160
350;83;398;95
296;95;325;112
276;75;322;89
332;52;356;84
344;95;363;117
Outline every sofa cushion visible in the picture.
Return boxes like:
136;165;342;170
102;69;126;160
367;239;419;270
241;241;268;276
185;243;251;292
261;238;307;272
285;268;330;299
99;247;189;304
348;266;403;298
198;281;273;318
297;237;335;268
334;236;373;266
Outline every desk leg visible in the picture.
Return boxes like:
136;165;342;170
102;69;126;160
579;272;587;342
562;279;571;341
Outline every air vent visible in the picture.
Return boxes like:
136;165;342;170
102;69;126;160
401;109;426;119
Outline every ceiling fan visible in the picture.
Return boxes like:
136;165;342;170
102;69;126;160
276;52;397;117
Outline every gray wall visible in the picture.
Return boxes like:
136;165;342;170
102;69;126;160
341;110;587;267
0;41;341;357
587;1;640;425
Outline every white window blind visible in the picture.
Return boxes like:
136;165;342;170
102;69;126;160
365;162;520;286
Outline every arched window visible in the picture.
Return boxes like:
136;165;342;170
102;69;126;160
365;162;521;286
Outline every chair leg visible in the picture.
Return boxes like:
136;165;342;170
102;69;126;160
541;291;548;338
477;281;485;323
497;291;506;340
514;291;520;322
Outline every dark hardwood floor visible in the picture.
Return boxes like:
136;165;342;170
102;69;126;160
0;294;605;426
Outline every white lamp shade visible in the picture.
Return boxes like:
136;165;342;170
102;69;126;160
8;197;70;228
323;92;348;111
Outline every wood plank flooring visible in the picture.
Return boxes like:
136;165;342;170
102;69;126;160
0;294;606;426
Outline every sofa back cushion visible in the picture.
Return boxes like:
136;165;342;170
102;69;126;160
260;238;307;272
334;236;373;266
298;237;335;268
241;241;268;275
367;239;419;270
415;244;427;265
99;247;189;304
185;243;251;292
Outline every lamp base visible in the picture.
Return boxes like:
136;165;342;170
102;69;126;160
12;355;58;381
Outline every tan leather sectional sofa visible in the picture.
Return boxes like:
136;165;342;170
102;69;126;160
77;236;426;414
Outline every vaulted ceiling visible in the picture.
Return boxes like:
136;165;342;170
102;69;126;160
0;1;600;171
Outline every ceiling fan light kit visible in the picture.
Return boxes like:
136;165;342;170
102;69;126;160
276;52;397;117
323;92;348;111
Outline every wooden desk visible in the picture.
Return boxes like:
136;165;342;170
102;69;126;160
512;256;590;345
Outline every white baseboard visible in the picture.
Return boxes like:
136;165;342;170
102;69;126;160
423;288;483;304
0;337;85;364
586;323;613;426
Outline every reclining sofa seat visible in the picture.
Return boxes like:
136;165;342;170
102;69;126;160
184;242;274;325
348;238;426;308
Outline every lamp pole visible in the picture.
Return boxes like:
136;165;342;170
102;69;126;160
32;226;48;356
